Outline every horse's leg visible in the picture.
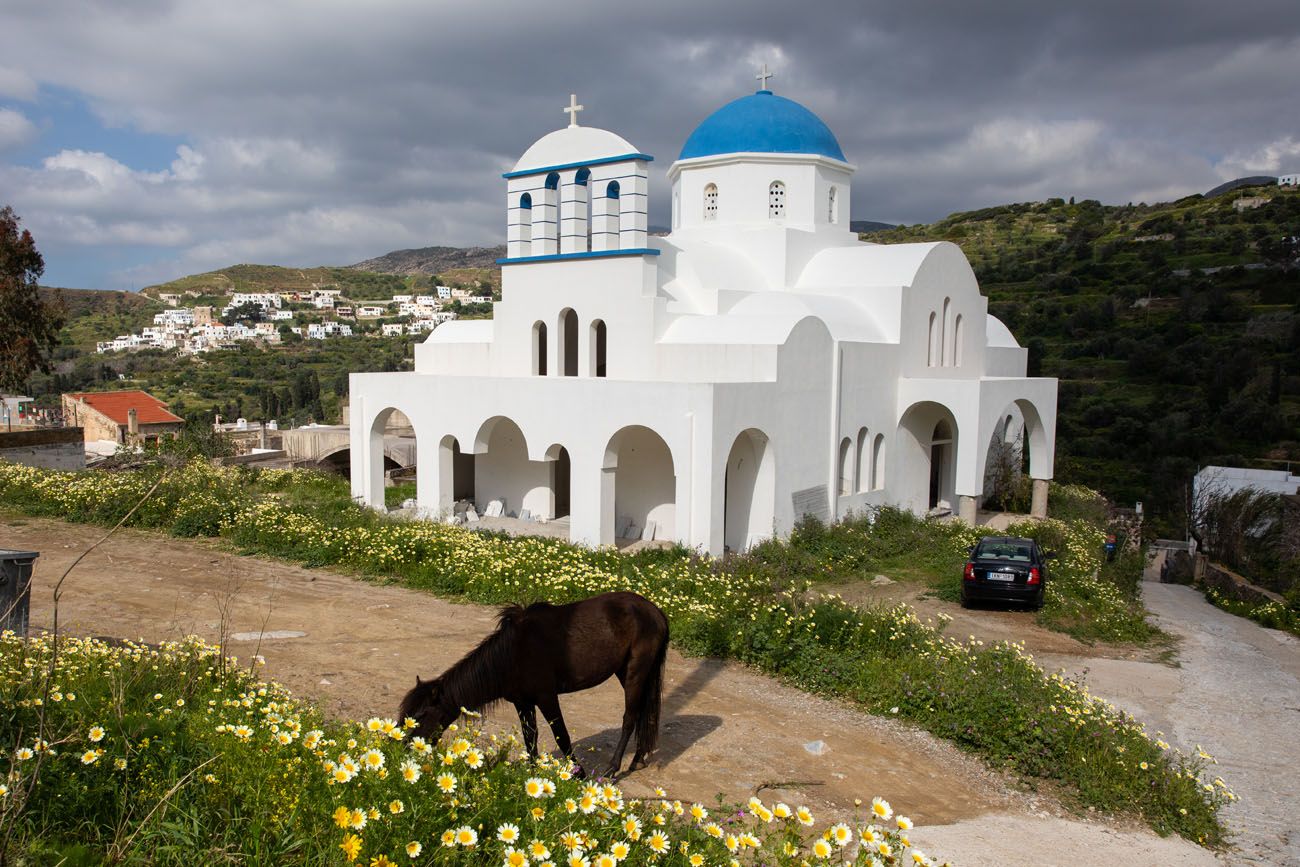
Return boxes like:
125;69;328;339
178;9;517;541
514;701;539;759
605;668;645;778
535;693;574;757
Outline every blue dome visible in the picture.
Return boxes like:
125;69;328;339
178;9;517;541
678;91;846;162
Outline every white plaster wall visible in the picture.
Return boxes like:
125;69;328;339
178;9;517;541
897;244;988;380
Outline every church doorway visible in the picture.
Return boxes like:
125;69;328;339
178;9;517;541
723;429;775;553
364;406;417;509
929;419;953;510
896;401;960;516
603;425;675;544
552;445;571;519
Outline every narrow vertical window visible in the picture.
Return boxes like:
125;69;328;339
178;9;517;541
532;321;547;376
941;297;950;367
871;434;885;490
828;186;837;223
575;168;591;251
605;181;620;250
838;437;853;496
953;314;964;366
855;426;868;492
927;311;937;367
704;183;718;221
560;308;578;376
769;181;785;218
591;319;607;377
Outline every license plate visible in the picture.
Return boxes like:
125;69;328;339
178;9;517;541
984;571;1015;582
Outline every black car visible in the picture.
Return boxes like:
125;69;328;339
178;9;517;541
960;536;1052;610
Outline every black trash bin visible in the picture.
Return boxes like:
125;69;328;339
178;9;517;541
0;549;39;637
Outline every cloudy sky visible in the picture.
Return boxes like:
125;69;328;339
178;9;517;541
2;0;1298;291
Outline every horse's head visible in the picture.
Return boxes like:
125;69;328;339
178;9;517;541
397;676;458;740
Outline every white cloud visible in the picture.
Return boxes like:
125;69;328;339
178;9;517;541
1214;136;1300;178
0;108;35;151
0;66;37;100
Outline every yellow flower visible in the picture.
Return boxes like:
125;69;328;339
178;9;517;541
388;799;404;815
689;856;703;867
594;855;616;867
689;803;708;821
455;826;477;847
796;806;815;826
871;797;893;821
405;841;421;858
349;808;367;829
503;847;528;867
80;750;101;765
830;822;852;847
812;838;832;859
340;833;363;862
497;823;520;843
88;725;105;742
912;850;930;865
370;856;395;867
465;749;484;769
361;750;385;771
113;757;127;770
610;840;630;859
896;815;913;831
440;830;456;848
530;840;551;860
334;806;352;829
645;831;669;854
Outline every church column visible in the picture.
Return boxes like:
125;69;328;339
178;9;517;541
535;186;558;256
560;175;589;254
567;448;611;548
958;495;978;524
1031;478;1049;518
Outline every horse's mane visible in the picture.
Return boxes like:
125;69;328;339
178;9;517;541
436;604;526;715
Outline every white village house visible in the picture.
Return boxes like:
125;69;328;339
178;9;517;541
349;82;1057;555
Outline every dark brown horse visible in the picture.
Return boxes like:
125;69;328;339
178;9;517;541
398;591;669;778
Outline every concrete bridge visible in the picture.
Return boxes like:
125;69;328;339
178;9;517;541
281;424;415;475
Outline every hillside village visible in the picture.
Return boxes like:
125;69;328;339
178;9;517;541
96;282;492;354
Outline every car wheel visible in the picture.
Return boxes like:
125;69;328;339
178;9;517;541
960;591;971;609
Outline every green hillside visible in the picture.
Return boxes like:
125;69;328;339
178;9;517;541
873;184;1300;531
141;261;499;302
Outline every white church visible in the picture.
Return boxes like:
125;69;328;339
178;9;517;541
349;76;1058;556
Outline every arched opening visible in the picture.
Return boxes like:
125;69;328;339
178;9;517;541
940;297;951;367
605;181;621;250
953;314;964;366
768;180;785;219
704;183;718;221
439;434;475;512
518;192;533;253
870;433;885;491
551;445;571;519
531;321;547;376
544;172;560;191
672;189;680;229
575;167;591;252
896;402;959;515
980;399;1049;513
604;425;676;543
837;436;853;496
828;186;838;224
363;407;418;509
589;319;607;377
927;311;937;367
724;429;776;553
854;426;869;493
473;417;551;519
558;308;578;376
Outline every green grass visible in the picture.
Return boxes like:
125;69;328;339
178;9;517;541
4;634;927;865
0;460;1234;846
1201;588;1300;637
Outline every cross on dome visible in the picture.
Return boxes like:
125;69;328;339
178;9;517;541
563;93;584;127
756;63;775;91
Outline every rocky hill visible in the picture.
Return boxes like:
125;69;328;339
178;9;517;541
347;245;506;275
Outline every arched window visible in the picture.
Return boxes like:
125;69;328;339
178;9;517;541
871;433;885;490
605;181;621;250
940;297;950;367
855;426;868;493
531;321;547;376
704;183;718;221
574;168;592;251
519;192;533;250
828;186;837;223
590;319;607;377
769;181;785;219
838;436;853;496
574;168;590;186
953;314;963;366
545;172;560;191
927;311;937;367
672;190;680;228
559;308;578;376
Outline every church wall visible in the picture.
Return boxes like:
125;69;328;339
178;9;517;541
898;243;987;380
835;339;901;514
474;418;553;518
985;345;1028;377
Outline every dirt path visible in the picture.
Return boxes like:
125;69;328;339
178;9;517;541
2;516;1217;866
1042;571;1300;866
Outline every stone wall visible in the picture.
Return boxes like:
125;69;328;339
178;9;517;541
1196;557;1286;605
0;428;85;470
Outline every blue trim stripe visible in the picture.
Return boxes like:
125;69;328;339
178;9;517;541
503;152;655;179
498;248;660;264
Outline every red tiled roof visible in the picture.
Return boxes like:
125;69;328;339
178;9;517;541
66;390;184;426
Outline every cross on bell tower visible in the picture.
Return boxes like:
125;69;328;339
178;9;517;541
563;93;584;127
756;63;775;91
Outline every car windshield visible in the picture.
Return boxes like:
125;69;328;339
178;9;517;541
975;541;1033;562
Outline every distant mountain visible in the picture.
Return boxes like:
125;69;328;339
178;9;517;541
851;220;897;234
1205;176;1278;198
347;245;506;275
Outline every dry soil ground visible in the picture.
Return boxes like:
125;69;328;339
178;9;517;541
3;515;1229;866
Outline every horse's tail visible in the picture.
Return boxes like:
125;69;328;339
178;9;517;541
636;618;669;756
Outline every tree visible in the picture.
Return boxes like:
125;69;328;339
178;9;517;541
0;206;65;392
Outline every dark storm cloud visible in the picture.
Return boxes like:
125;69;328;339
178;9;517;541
1;0;1297;287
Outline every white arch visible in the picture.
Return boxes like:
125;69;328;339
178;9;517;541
854;426;869;493
837;436;853;496
724;428;776;553
602;425;676;544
